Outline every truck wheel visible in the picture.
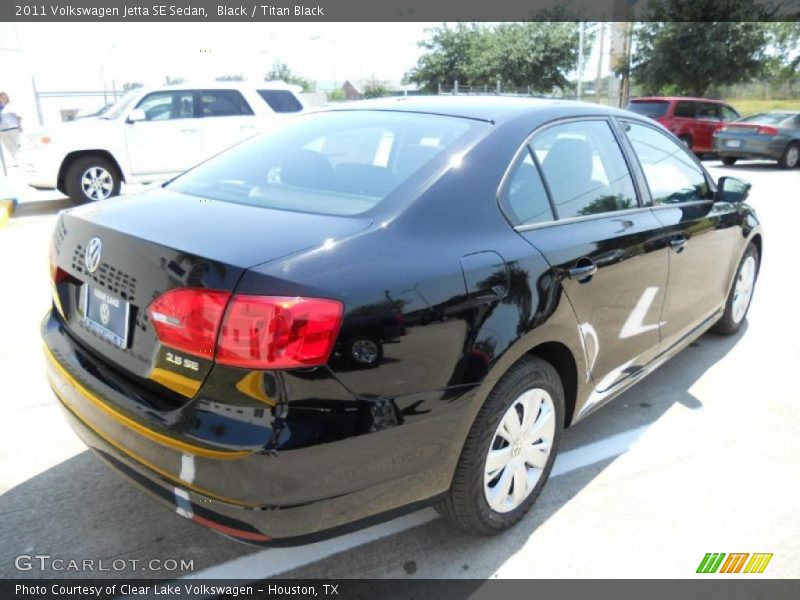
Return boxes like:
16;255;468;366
64;155;121;204
721;157;738;166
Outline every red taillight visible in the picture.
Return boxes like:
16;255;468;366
756;125;779;136
49;238;68;284
147;289;344;369
147;288;232;359
217;296;343;369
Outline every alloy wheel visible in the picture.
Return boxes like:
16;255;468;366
81;166;114;201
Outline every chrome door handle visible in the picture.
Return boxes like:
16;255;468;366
670;235;687;253
567;262;598;282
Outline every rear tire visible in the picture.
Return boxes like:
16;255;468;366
778;142;799;169
711;242;759;335
64;155;121;204
436;355;564;536
679;135;693;150
721;157;738;166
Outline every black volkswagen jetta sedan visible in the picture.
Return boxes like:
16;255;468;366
44;97;762;544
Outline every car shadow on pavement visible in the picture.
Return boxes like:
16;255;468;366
0;328;745;581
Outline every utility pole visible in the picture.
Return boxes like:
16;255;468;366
595;22;605;104
577;23;584;100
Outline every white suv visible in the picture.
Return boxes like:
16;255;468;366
20;82;307;203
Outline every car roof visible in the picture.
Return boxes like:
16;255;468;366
322;95;636;124
631;96;729;104
132;81;302;94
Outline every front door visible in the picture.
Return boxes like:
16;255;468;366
125;90;204;176
618;119;739;349
515;119;669;398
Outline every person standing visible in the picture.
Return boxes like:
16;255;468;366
0;92;23;166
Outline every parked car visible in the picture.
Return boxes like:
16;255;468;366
20;82;307;204
626;97;740;154
713;111;800;168
44;97;761;544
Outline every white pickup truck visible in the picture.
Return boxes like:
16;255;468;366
19;82;307;203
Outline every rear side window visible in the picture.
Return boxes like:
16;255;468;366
674;102;696;118
198;90;254;117
168;110;482;216
502;150;553;226
627;100;669;118
621;121;710;204
258;89;303;113
531;120;638;219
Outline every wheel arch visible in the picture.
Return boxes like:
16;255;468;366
57;150;125;195
526;341;578;428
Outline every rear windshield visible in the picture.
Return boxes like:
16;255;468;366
737;112;797;126
627;100;669;118
258;89;303;113
168;110;483;216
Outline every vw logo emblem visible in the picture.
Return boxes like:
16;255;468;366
84;237;102;274
99;303;111;326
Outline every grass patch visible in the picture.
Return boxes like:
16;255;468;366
724;98;800;117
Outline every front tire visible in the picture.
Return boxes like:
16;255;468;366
778;142;799;169
711;242;759;335
437;355;564;535
64;155;121;204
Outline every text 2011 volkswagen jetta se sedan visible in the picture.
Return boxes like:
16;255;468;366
44;97;762;544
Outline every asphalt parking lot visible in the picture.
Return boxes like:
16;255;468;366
1;160;798;580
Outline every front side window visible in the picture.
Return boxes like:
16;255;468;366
721;105;740;121
621;121;711;205
135;91;193;121
531;120;638;219
199;90;254;117
168;110;482;216
502;150;553;226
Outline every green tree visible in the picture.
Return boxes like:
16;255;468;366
631;0;777;96
480;22;585;91
265;61;315;92
405;22;584;93
121;82;143;92
215;74;245;81
165;76;184;85
404;23;488;92
766;22;800;85
362;77;392;99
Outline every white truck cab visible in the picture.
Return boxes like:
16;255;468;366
20;82;307;203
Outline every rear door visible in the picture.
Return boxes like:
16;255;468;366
125;90;204;175
618;119;739;349
511;118;669;400
196;89;258;157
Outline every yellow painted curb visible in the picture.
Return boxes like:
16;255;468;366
0;198;18;229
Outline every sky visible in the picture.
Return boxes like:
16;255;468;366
2;22;611;126
11;22;439;90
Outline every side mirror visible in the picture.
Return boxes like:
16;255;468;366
717;176;751;203
127;108;146;123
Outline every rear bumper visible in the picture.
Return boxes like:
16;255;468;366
42;310;461;544
712;136;786;160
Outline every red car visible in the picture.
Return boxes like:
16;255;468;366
626;97;740;154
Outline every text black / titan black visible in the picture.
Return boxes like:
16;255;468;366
43;97;762;544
